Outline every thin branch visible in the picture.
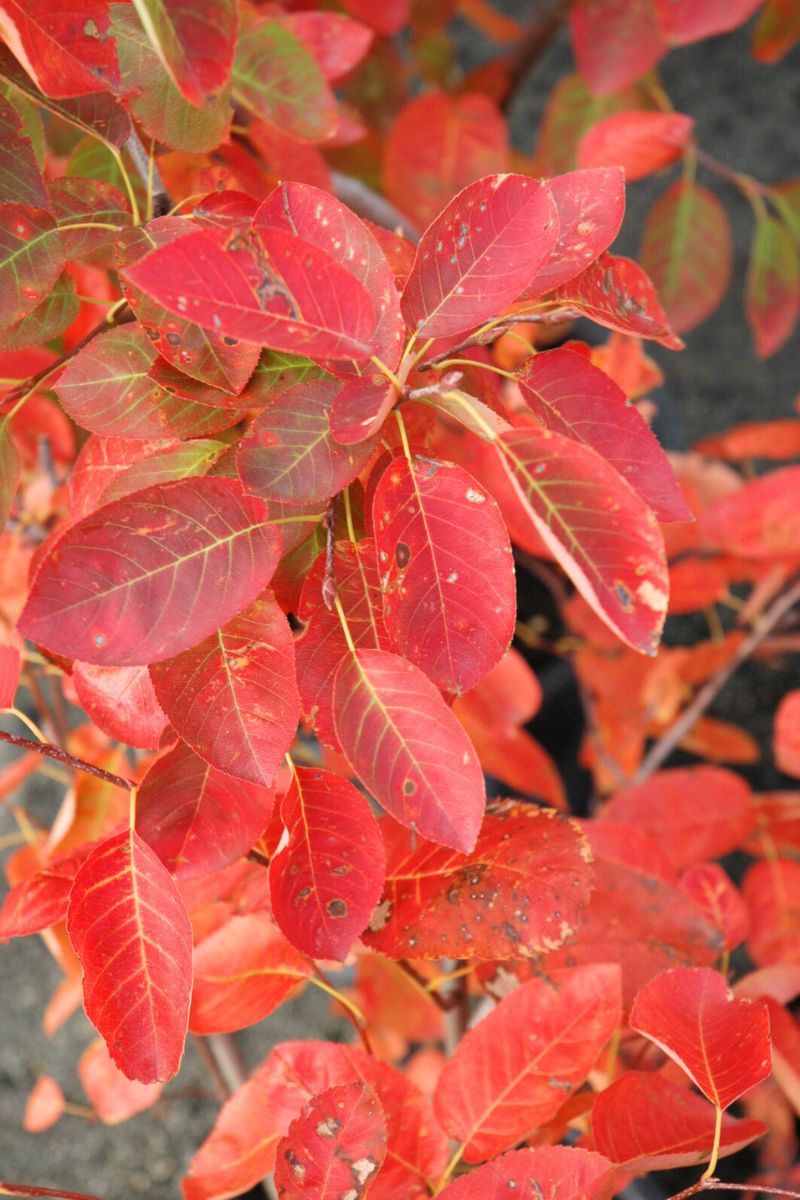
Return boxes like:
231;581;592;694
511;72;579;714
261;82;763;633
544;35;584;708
417;311;579;371
500;0;574;115
668;1181;800;1200
330;171;419;242
0;1185;104;1200
124;128;171;217
0;729;135;791
633;574;800;784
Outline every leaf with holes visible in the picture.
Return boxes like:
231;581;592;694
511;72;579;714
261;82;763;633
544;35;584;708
0;204;64;330
434;964;622;1161
0;1;120;98
333;648;485;853
629;967;772;1109
745;214;800;358
437;1145;615;1200
150;592;299;787
274;1082;387;1200
136;742;275;879
130;0;238;107
401;174;558;338
363;802;593;960
372;455;515;693
19;478;281;666
556;251;682;348
578;111;694;181
66;829;192;1082
269;767;385;961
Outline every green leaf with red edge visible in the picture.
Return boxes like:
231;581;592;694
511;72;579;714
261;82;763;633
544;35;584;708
232;14;338;143
434;964;622;1162
745;214;800;357
497;425;669;655
0;90;48;209
363;801;592;959
236;379;377;506
372;455;515;693
515;347;690;522
189;911;311;1035
678;864;750;951
742;858;800;967
72;663;168;751
117;219;260;396
536;73;654;176
68;435;178;519
437;1146;615;1200
578;111;694;181
274;1082;387;1200
182;1040;448;1200
521;167;625;297
99;439;227;504
700;465;800;558
753;0;800;63
55;325;247;439
0;1;119;98
150;593;299;788
333;648;485;853
78;1038;164;1126
629;966;772;1108
639;179;733;334
569;0;665;95
591;1071;767;1171
124;224;378;362
269;767;385;962
0;203;64;330
599;766;754;867
654;0;763;43
295;539;391;749
136;742;274;880
66;828;193;1083
130;0;238;107
0;272;79;352
0;843;92;939
383;92;510;230
19;478;282;666
555;251;683;348
49;176;131;258
401;174;558;339
274;12;373;83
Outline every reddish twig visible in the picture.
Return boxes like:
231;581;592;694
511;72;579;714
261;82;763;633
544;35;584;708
0;1185;104;1200
0;729;135;791
668;1181;800;1200
417;310;579;371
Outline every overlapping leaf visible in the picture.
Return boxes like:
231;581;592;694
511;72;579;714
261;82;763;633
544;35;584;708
72;662;168;750
0;203;64;330
556;251;683;347
700;465;800;558
578;111;694;181
678;864;749;951
742;858;800;967
569;0;665;95
78;1038;164;1126
0;272;79;352
0;1;119;98
130;0;238;107
0;90;49;209
274;1082;386;1200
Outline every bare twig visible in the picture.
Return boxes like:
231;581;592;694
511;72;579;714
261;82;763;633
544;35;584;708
668;1181;800;1200
124;128;171;217
0;729;135;791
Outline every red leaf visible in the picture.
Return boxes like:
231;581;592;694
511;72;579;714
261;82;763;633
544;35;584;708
123;224;378;362
654;0;763;43
629;966;772;1108
23;1075;64;1133
701;466;800;558
497;426;669;654
275;12;373;83
557;251;683;348
363;801;593;959
19;478;281;666
775;689;800;776
401;174;558;338
274;1082;387;1200
678;864;750;951
694;418;800;462
341;0;409;37
332;648;485;852
68;435;177;519
78;1038;163;1125
150;592;299;787
569;0;665;95
66;829;193;1083
0;640;20;708
136;742;275;879
72;663;168;751
746;215;800;357
133;0;238;108
372;455;515;693
434;964;622;1161
0;844;91;939
591;1071;767;1171
329;374;396;445
189;910;311;1035
269;767;385;961
437;1145;615;1200
578;111;694;181
0;1;119;98
515;347;690;522
742;858;800;967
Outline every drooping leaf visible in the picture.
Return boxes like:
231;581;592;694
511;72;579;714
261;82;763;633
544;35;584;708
578;110;694;181
569;0;665;95
515;347;690;522
66;829;193;1083
274;1082;387;1200
629;966;772;1108
497;426;669;654
0;1;119;98
556;251;683;348
78;1038;164;1125
434;964;622;1161
437;1145;615;1200
333;648;486;853
639;179;733;333
72;662;168;750
678;863;750;951
745;214;800;357
137;742;274;880
401;174;558;338
0;89;48;208
0;203;64;330
591;1071;767;1171
363;801;593;959
742;858;800;967
130;0;238;107
269;767;385;961
19;478;282;666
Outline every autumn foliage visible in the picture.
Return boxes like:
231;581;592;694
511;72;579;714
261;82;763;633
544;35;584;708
0;2;799;1200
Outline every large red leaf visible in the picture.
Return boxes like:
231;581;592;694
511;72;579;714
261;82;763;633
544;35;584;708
182;1040;448;1200
569;0;665;95
332;648;485;852
136;742;275;879
434;964;622;1161
19;478;281;666
556;251;683;348
515;347;690;522
273;1082;387;1200
578;111;694;181
0;1;119;98
401;174;558;338
131;0;238;107
123;223;378;362
72;662;168;751
189;911;311;1035
591;1071;767;1171
66;829;193;1083
629;967;772;1109
363;802;593;959
437;1145;615;1200
497;426;668;654
68;435;178;519
372;455;515;693
269;767;385;961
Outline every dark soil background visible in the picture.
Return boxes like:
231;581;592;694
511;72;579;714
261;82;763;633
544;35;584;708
1;9;798;1198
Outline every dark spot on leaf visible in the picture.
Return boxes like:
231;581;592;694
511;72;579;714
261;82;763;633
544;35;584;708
165;331;181;346
395;542;410;568
402;778;417;795
327;899;347;918
614;581;633;610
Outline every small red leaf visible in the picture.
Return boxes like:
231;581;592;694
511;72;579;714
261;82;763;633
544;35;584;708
78;1038;164;1125
557;251;683;348
0;844;91;939
678;864;750;951
72;663;168;751
775;689;800;776
437;1145;615;1200
578;111;694;181
569;0;665;95
23;1076;64;1133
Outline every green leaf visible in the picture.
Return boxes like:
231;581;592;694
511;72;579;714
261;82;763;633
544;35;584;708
0;272;79;351
745;214;800;358
0;204;64;331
